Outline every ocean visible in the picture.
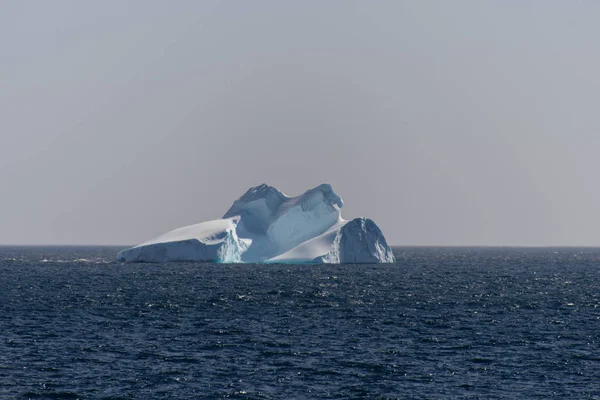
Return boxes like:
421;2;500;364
1;246;599;399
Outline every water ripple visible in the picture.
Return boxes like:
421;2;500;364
0;246;600;398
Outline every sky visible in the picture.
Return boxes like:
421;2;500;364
1;0;600;246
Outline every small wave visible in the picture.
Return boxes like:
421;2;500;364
37;258;113;264
77;258;112;264
20;391;80;399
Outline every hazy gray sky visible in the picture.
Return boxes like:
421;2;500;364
2;1;599;246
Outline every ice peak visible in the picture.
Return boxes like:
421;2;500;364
303;183;343;211
222;184;286;219
240;183;284;201
224;183;344;219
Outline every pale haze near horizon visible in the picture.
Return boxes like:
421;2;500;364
1;1;599;246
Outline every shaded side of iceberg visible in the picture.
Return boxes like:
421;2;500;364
316;218;395;264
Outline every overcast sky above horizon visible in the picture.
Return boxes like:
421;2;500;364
2;1;600;246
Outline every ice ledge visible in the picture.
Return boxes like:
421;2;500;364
116;218;250;263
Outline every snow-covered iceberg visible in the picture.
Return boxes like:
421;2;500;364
117;184;395;264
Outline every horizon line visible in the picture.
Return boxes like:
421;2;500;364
2;244;600;249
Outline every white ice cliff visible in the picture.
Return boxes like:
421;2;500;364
117;184;395;264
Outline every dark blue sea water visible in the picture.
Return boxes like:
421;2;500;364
1;246;600;399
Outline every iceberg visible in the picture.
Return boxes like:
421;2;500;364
117;184;395;264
